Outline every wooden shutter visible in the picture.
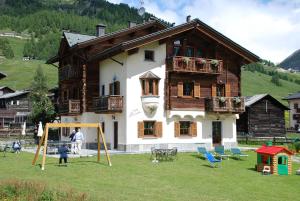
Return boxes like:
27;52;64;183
225;83;231;97
109;83;113;95
115;81;120;95
145;80;149;95
138;122;144;138
211;84;216;97
155;122;162;137
153;80;159;95
178;82;183;97
174;122;180;137
194;82;200;98
190;122;197;137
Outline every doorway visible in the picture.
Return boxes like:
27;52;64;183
277;155;288;175
212;121;222;146
113;121;118;149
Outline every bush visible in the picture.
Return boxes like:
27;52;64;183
294;142;300;152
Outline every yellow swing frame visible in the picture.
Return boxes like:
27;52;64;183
32;123;112;170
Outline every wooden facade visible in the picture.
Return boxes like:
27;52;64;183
237;94;288;137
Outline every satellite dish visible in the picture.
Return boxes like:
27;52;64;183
138;6;145;16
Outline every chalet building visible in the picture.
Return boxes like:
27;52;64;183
0;86;15;96
0;90;31;128
283;92;300;130
237;94;289;137
47;17;259;151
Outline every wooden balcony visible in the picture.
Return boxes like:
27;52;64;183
206;97;245;113
93;95;123;113
166;56;223;74
58;99;81;115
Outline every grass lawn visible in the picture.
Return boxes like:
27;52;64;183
0;151;299;201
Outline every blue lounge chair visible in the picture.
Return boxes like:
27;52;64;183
230;148;248;160
197;147;207;157
214;145;230;160
205;152;221;168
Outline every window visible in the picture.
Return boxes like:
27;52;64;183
183;82;194;96
173;46;180;56
196;48;202;57
180;121;191;135
138;121;162;138
16;100;19;105
61;127;70;137
145;50;154;61
144;121;155;136
141;79;159;95
294;103;298;109
216;84;225;97
101;85;105;96
109;81;120;95
174;121;197;137
185;47;194;57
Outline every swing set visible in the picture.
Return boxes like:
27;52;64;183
32;123;112;170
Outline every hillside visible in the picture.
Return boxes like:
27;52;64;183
0;37;57;90
279;49;300;70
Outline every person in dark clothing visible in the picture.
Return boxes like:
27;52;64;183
58;144;69;166
69;130;76;154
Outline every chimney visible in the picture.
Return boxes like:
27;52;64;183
96;24;106;37
186;15;191;22
128;21;137;28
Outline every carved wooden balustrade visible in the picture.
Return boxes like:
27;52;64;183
58;99;81;114
93;95;123;113
166;56;223;74
206;97;245;113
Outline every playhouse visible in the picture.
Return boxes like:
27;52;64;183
256;145;293;175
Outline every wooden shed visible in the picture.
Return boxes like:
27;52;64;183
256;145;293;175
237;94;289;137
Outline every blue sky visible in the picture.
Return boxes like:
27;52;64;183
108;0;300;63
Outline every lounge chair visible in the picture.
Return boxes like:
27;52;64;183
197;147;207;157
205;152;221;168
230;148;248;160
214;145;230;160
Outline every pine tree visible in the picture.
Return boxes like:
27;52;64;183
30;65;56;126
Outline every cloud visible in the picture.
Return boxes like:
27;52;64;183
107;0;300;63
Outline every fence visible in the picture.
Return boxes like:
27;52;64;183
237;136;296;145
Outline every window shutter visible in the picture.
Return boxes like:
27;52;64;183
138;122;144;138
191;122;197;137
145;80;149;95
194;82;200;98
178;82;183;97
115;81;120;95
211;84;216;97
155;122;163;137
109;83;113;95
153;80;159;95
174;122;180;137
225;83;231;97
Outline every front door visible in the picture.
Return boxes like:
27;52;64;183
114;121;118;149
212;121;222;146
277;155;288;175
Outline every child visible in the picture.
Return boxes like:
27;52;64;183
58;144;69;166
12;141;21;154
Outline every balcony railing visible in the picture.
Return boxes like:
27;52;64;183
58;99;81;114
206;97;245;113
166;56;223;74
93;95;123;113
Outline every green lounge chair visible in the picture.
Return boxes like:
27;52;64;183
231;148;248;160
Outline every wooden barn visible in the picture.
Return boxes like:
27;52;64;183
256;145;293;175
236;94;289;137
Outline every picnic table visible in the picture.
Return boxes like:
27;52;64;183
151;147;177;162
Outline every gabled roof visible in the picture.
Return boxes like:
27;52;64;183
63;32;97;48
245;94;289;110
0;86;15;93
89;18;260;63
0;90;29;99
139;71;160;79
256;146;293;155
0;72;7;79
283;92;300;100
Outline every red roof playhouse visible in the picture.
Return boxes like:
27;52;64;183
256;145;293;175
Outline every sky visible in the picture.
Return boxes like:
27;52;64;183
107;0;300;63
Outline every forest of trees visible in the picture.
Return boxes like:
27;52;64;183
0;0;161;60
0;38;14;59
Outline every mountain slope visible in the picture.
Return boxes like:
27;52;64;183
279;49;300;70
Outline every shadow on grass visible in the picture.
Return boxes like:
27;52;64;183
202;164;220;168
190;153;206;160
34;160;110;168
247;167;257;172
